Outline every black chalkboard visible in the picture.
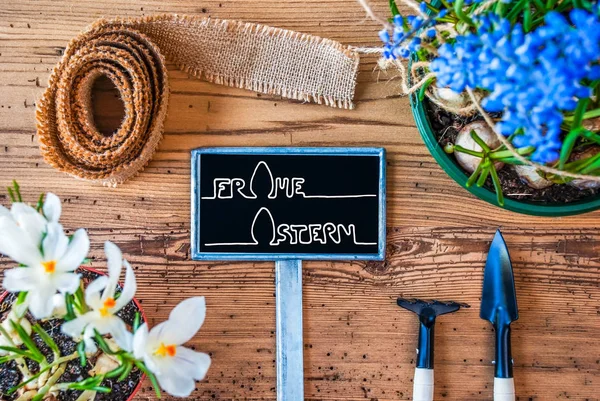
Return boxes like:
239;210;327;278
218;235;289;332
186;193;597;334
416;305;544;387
191;148;386;260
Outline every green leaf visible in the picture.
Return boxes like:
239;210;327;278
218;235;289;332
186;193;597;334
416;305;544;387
453;145;484;158
118;361;134;381
423;2;440;13
32;393;44;401
507;0;530;22
0;354;22;364
466;162;484;188
16;291;28;305
94;331;116;355
135;361;162;399
532;0;547;11
489;164;505;207
74;286;88;314
73;375;104;389
490;146;535;160
470;130;491;153
495;0;506;16
389;0;400;16
565;107;600;122
564;157;592;172
77;340;87;367
90;386;112;393
418;77;435;102
581;130;600;146
7;364;53;394
523;2;532;32
572;0;585;9
35;193;45;213
105;362;127;379
0;345;35;359
7;187;15;203
477;165;491;187
454;0;475;26
438;0;453;10
571;98;591;129
65;378;112;393
32;324;60;356
12;181;22;203
559;129;583;169
133;312;141;333
10;320;45;363
65;293;77;321
579;153;600;174
581;163;600;175
557;0;576;12
492;157;527;165
436;15;458;23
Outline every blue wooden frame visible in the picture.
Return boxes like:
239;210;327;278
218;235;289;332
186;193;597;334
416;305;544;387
190;147;386;261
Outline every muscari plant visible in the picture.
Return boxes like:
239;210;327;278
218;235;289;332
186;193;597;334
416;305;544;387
0;181;210;400
377;0;600;205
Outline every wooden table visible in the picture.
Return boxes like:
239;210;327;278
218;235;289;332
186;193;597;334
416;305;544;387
1;1;599;400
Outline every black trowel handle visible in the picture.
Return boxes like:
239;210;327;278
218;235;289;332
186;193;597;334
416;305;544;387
495;324;513;379
494;323;515;401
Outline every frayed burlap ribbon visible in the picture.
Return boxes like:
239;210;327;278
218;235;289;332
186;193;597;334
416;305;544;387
37;15;360;186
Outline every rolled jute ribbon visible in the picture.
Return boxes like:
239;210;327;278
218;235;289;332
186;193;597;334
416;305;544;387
37;15;360;186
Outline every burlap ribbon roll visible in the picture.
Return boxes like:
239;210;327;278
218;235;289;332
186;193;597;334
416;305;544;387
37;15;360;186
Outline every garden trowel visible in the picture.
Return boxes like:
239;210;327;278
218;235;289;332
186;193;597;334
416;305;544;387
397;298;469;401
480;230;519;401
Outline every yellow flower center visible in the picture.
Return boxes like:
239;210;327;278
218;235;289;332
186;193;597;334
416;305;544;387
42;260;57;274
99;298;116;317
155;343;177;358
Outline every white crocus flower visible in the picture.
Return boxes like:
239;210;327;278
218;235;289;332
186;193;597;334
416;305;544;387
42;192;62;223
62;241;136;353
11;293;68;321
0;192;61;243
49;293;68;319
133;297;211;397
0;200;89;320
0;192;62;274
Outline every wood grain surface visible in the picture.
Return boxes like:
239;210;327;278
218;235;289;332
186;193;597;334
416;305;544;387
1;0;599;400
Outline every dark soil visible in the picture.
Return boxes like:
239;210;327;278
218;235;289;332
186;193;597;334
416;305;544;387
0;269;143;401
425;99;600;204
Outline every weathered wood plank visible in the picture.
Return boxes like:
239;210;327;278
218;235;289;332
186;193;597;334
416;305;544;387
2;226;597;400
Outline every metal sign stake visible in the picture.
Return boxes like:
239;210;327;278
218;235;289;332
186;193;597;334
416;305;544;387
275;259;304;401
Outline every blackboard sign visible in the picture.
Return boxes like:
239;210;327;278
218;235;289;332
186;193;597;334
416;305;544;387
191;147;386;260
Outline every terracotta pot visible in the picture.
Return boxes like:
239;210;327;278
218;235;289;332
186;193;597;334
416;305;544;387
0;266;146;401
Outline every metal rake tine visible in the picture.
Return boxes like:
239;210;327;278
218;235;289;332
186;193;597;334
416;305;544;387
397;298;470;317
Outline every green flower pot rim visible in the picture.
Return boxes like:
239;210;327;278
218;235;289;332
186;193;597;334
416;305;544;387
410;93;600;217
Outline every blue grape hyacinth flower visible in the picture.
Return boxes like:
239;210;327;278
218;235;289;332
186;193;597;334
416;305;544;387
431;9;600;164
378;10;447;60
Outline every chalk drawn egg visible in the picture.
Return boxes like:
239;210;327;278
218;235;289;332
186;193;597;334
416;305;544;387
250;207;276;246
249;161;275;199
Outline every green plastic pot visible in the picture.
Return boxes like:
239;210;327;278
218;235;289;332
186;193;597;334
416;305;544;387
410;93;600;217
